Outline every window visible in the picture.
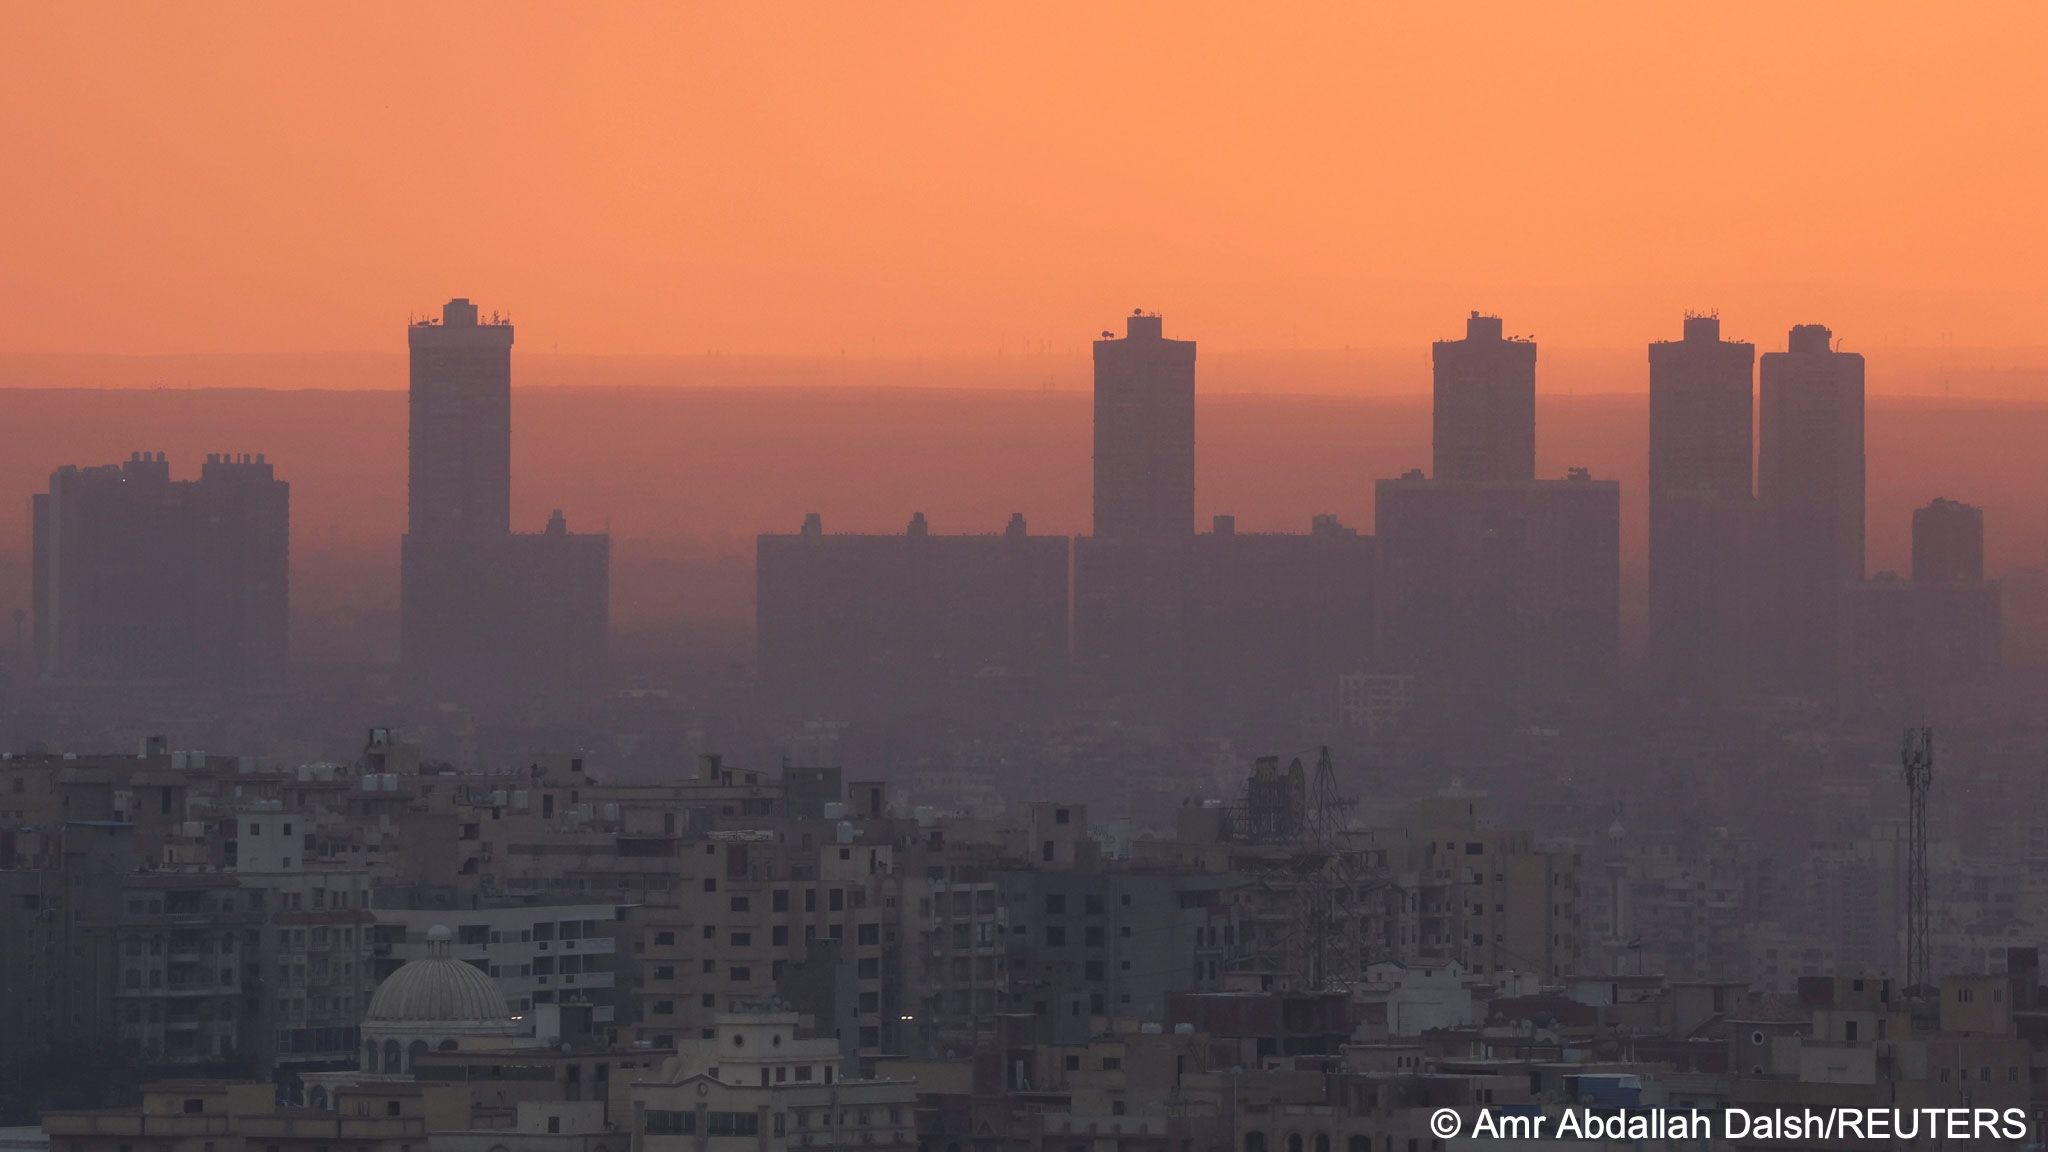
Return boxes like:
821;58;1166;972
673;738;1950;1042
857;923;879;946
706;1113;760;1137
830;889;845;912
1101;1057;1121;1070
730;896;750;913
182;1099;204;1115
1055;809;1070;825
654;931;675;946
644;1110;694;1135
1046;894;1066;914
731;966;751;982
1046;926;1066;947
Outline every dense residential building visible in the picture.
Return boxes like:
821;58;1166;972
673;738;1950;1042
32;452;289;688
400;298;609;705
1647;313;1758;700
1758;322;1866;699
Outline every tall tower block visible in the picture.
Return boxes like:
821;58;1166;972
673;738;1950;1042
1647;314;1757;696
1432;312;1536;484
1759;323;1865;696
1092;311;1196;538
407;297;513;541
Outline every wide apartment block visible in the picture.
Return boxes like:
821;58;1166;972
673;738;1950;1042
756;512;1069;720
1374;469;1619;723
33;452;288;688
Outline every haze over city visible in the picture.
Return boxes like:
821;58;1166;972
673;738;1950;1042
8;5;2048;1149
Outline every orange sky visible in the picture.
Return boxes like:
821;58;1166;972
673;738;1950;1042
3;2;2045;359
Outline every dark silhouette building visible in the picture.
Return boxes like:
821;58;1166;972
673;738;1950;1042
1375;468;1619;724
1077;311;1198;701
1647;314;1758;699
1845;498;1999;722
399;299;609;703
1758;324;1864;698
32;452;288;688
1093;310;1196;538
1184;514;1376;721
1373;312;1619;725
756;512;1069;719
1912;497;1985;585
1433;311;1537;484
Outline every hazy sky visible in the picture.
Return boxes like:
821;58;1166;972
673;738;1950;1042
4;2;2044;358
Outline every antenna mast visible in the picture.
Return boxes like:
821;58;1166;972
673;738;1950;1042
1902;727;1933;996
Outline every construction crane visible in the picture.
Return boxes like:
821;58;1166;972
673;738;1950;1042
1902;727;1933;997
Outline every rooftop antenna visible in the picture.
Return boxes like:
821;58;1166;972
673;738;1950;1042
1902;727;1933;997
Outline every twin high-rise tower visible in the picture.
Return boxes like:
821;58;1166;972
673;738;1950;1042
400;299;609;705
1646;317;1873;702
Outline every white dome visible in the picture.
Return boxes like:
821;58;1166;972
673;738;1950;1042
366;925;511;1025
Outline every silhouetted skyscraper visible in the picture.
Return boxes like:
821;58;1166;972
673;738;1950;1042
400;299;608;703
33;452;288;688
1759;324;1865;697
1433;312;1536;484
1647;314;1757;698
1912;497;1985;585
1077;311;1197;705
1093;311;1195;538
407;297;512;541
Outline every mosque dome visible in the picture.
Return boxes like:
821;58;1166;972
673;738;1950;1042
365;925;512;1025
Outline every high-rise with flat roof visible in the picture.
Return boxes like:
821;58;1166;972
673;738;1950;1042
1432;312;1536;484
1758;323;1864;697
1648;314;1757;698
400;299;608;703
1077;312;1198;705
407;297;513;542
1092;311;1196;538
1912;497;1985;586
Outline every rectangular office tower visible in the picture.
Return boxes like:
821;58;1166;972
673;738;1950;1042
1433;312;1537;484
1647;314;1758;699
1758;324;1865;699
757;512;1069;720
400;299;609;704
1078;312;1197;704
33;452;288;688
1375;470;1619;724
